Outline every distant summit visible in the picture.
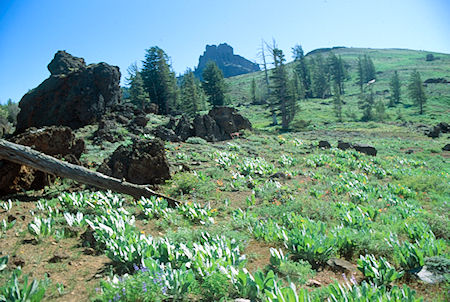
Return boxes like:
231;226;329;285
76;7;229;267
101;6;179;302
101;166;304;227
194;43;260;79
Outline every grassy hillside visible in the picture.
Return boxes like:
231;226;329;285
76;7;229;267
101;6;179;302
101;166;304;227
226;47;450;129
0;48;449;301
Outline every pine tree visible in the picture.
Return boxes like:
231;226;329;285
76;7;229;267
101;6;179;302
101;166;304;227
310;55;329;99
356;54;376;92
408;70;426;115
270;48;296;130
356;56;365;93
250;78;257;104
202;61;226;107
180;69;204;116
332;84;343;122
328;52;346;95
389;70;401;107
126;63;150;110
141;46;178;115
292;44;311;98
359;83;375;121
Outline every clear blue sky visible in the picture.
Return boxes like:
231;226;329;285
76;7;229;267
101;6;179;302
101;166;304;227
1;0;449;104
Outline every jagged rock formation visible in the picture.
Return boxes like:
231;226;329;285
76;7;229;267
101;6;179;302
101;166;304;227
98;139;170;185
15;51;122;133
152;107;252;142
0;126;85;195
194;43;260;79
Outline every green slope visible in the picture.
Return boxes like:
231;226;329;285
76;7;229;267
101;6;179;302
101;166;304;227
225;47;450;130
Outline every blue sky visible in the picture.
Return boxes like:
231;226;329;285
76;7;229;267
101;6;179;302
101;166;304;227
1;0;449;104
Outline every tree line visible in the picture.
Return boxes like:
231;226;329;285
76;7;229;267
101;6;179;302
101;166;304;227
126;46;226;117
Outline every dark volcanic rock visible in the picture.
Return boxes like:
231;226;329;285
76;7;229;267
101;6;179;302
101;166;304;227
193;114;222;142
47;50;86;75
175;115;194;141
208;107;252;138
318;140;331;149
337;141;352;150
352;144;377;156
152;125;181;142
16;51;121;133
427;125;441;138
443;144;450;151
98;139;170;185
424;78;449;84
194;43;260;79
0;126;85;195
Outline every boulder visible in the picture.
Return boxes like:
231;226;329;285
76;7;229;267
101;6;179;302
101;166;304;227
0;126;85;195
326;258;358;274
193;114;222;142
174;115;194;141
443;144;450;151
438;122;449;133
93;119;123;144
318;140;331;149
208;106;252;138
15;51;121;133
132;114;149;128
426;125;441;138
97;139;170;185
152;125;181;142
337;141;352;150
352;144;377;156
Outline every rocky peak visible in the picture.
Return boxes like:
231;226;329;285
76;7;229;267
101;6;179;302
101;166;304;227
194;43;260;79
47;50;86;75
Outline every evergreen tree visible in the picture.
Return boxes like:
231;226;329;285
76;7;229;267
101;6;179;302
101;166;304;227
310;55;329;98
327;53;346;95
180;69;204;116
359;83;375;121
356;54;376;92
292;44;311;97
270;48;296;130
141;46;178;115
126;63;150;110
408;70;426;115
332;84;343;122
202;61;226;107
250;78;257;104
389;70;401;107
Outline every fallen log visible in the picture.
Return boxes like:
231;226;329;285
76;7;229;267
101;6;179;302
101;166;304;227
0;139;180;207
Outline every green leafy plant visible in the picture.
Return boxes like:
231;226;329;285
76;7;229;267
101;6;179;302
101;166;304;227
0;268;49;302
357;254;403;286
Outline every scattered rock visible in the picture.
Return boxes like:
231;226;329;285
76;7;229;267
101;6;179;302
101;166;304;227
337;141;352;150
193;114;222;142
417;266;446;284
306;279;322;287
0;126;85;196
352;143;377;156
426;125;441;138
443;144;450;151
10;255;25;268
48;252;69;263
424;78;449;84
98;139;170;185
405;149;415;154
327;258;358;274
270;172;291;179
318;140;331;149
152;125;181;142
132;114;149;128
174;115;194;141
16;51;122;133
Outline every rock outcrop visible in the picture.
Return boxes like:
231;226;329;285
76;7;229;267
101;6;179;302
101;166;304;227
153;107;252;142
0;126;85;195
194;43;260;79
15;51;122;133
98;139;170;185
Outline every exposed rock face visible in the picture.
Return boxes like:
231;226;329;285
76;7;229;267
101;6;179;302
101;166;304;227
153;107;252;142
97;139;170;185
16;51;121;133
194;43;260;79
0;126;85;195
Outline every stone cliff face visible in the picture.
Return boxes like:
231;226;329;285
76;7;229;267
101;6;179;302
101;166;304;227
15;51;122;133
194;43;260;79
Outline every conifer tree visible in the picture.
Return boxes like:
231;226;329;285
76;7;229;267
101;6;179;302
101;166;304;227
292;44;311;98
180;69;204;116
250;78;257;104
328;53;346;95
141;46;178;115
202;61;226;107
270;48;296;130
126;63;150;110
310;55;329;99
408;70;426;115
359;82;375;121
332;84;343;122
389;70;401;107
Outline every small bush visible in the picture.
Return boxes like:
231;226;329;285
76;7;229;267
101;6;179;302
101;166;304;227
185;137;207;144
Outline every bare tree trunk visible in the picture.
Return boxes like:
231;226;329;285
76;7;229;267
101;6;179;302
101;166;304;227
0;139;180;207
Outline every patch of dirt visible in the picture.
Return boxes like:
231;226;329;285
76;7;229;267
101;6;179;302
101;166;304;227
243;240;276;273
